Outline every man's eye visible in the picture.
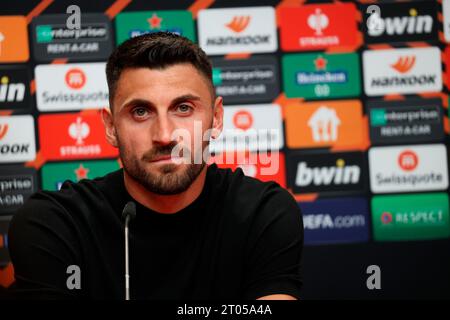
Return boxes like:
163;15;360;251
132;107;148;117
177;104;192;113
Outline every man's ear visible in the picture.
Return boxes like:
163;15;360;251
101;107;118;148
211;96;224;139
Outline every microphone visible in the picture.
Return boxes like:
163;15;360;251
122;201;136;300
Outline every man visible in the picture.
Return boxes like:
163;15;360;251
8;32;303;300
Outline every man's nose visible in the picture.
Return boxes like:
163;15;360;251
151;114;175;145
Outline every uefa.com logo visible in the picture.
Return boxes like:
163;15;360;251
167;120;280;175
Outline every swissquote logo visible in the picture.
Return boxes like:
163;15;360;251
65;68;86;90
279;3;358;51
35;62;108;112
363;47;442;96
398;150;418;171
38;113;118;161
364;1;437;44
197;7;277;55
369;144;448;193
0;115;36;163
287;152;366;195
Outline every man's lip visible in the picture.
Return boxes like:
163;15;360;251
150;155;178;163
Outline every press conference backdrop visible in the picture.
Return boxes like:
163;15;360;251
0;0;449;299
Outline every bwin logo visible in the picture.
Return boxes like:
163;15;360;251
0;76;25;103
368;8;433;37
295;159;361;187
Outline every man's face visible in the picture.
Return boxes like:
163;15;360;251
103;63;223;195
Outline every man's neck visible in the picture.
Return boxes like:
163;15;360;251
123;166;208;214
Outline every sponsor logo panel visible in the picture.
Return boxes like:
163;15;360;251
363;47;442;96
0;16;29;63
115;11;195;45
38;113;118;161
198;7;277;55
300;197;369;245
372;193;450;241
35;63;108;111
41;160;121;191
211;55;279;104
210;104;284;153
31;14;113;61
285;100;364;150
0;166;37;215
279;3;358;51
369;144;448;193
0;115;36;163
286;151;367;195
368;99;444;145
363;1;438;44
0;66;31;111
282;52;361;99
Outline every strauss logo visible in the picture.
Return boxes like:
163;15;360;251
307;8;329;36
68;117;90;145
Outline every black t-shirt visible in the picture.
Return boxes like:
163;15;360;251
8;164;304;300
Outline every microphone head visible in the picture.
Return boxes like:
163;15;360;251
122;201;136;221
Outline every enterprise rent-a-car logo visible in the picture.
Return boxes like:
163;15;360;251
31;14;113;62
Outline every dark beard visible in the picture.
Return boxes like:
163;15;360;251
118;140;206;195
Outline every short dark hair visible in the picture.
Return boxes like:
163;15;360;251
106;32;214;111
